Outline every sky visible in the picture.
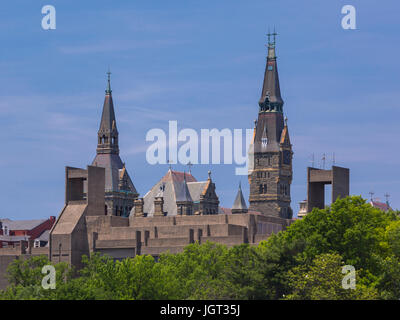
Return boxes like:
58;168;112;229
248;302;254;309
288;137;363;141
0;0;399;220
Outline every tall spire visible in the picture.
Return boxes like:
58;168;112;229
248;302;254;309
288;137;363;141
259;29;283;112
97;70;119;155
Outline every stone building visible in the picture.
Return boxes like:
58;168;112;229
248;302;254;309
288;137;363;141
248;34;293;219
135;169;220;217
0;38;297;289
91;72;138;216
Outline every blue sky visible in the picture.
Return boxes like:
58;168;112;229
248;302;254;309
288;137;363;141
0;0;399;219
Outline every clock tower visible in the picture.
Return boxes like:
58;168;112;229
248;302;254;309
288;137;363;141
248;32;293;219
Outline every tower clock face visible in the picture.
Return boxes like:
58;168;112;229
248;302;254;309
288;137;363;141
283;150;291;165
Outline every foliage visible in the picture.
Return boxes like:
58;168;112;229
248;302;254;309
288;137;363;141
1;196;399;300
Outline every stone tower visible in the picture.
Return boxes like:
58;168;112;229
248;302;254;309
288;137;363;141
248;33;293;219
92;71;139;216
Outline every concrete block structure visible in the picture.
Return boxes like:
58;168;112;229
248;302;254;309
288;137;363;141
306;166;350;212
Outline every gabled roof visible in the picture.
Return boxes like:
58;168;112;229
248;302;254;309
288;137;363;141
142;170;206;216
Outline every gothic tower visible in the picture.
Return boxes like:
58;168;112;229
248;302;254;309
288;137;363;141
248;33;293;219
92;71;139;216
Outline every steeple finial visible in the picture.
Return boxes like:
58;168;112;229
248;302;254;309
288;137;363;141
267;27;278;48
106;68;112;95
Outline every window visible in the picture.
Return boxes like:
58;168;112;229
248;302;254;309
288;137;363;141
262;138;268;146
263;184;267;194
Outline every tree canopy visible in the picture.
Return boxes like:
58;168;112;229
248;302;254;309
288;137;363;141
1;196;399;300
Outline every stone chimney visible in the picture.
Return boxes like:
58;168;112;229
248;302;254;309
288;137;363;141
154;196;164;216
134;198;144;217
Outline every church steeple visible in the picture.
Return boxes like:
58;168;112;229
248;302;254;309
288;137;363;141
259;30;284;113
248;32;293;219
97;70;119;155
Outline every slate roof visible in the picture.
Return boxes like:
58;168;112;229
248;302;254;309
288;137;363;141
35;230;50;242
259;45;283;106
0;219;46;231
99;92;117;135
141;170;206;216
92;153;137;194
232;183;247;210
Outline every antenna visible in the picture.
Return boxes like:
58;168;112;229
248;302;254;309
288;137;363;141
369;191;375;202
187;161;193;174
384;193;390;205
322;153;326;169
332;152;336;166
310;153;315;168
167;159;172;171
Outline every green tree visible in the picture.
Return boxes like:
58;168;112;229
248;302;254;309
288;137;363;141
285;253;378;300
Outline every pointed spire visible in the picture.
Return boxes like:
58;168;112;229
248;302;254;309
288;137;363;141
232;181;248;213
97;70;119;155
259;29;283;112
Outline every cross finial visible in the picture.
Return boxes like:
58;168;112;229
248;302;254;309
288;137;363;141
272;27;278;45
167;159;172;171
267;27;278;47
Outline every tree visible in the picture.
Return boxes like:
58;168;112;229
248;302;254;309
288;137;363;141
285;253;378;300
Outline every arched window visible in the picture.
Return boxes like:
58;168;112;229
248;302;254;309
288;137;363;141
259;184;263;194
263;184;267;194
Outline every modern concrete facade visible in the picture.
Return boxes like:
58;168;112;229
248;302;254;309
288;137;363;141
306;166;350;213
